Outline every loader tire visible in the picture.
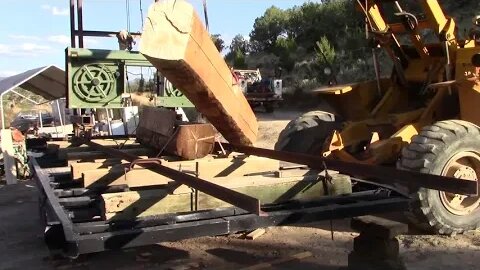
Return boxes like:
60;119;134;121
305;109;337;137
274;111;342;154
398;120;480;235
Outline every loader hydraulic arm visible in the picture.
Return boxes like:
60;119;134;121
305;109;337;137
356;0;459;74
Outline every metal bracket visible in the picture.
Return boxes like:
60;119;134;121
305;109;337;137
129;158;163;170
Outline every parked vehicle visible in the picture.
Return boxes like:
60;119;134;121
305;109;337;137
234;69;283;113
10;111;54;133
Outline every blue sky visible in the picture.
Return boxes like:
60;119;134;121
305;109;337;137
0;0;309;78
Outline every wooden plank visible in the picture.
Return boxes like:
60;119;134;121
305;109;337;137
74;154;280;190
1;129;17;184
159;155;279;179
127;169;173;188
82;168;126;188
57;142;141;159
245;228;266;240
170;173;322;195
44;167;71;175
140;0;258;145
275;169;339;178
275;169;321;178
82;168;172;188
197;156;279;178
102;174;352;220
72;153;278;181
71;160;132;180
66;148;153;161
68;156;149;167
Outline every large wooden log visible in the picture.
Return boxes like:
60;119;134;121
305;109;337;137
140;0;258;145
166;123;216;160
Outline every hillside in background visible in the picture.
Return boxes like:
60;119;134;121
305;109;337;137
0;87;51;128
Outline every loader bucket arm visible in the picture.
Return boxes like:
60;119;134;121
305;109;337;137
356;0;458;75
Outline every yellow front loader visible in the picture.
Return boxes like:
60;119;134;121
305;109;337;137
276;0;480;234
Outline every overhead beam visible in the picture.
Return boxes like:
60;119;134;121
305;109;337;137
73;30;142;39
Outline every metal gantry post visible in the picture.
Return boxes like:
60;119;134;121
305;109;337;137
77;0;84;48
70;0;76;48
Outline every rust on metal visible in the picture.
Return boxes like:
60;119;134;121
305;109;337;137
226;144;478;196
83;140;263;215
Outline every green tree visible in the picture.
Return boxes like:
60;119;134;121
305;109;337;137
232;50;248;69
230;34;250;55
211;34;225;52
249;6;290;52
226;34;251;68
315;36;335;65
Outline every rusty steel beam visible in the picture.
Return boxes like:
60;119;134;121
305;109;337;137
83;141;263;216
226;144;478;196
70;0;76;47
77;0;84;48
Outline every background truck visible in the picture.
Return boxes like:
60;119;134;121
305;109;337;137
234;69;283;113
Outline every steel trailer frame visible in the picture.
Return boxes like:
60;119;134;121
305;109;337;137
32;139;479;257
33;156;409;257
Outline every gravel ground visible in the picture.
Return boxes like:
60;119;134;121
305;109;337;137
0;109;479;270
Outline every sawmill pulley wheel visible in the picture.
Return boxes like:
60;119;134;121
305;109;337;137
73;64;117;102
164;79;184;97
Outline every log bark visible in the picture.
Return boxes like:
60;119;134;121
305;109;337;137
140;0;258;145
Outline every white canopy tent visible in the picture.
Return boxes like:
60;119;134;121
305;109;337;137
0;66;66;128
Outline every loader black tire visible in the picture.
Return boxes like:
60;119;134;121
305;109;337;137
398;120;480;235
274;111;342;154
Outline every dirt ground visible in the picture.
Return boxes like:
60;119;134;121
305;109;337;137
0;109;479;270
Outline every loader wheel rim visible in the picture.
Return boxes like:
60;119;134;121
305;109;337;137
440;152;480;216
